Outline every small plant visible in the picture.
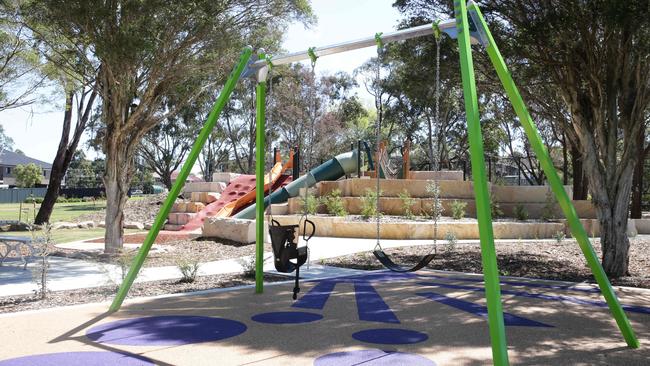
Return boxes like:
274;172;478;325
444;231;457;252
554;230;566;244
425;180;443;245
489;189;503;218
514;204;529;221
541;188;557;221
299;192;320;215
30;224;52;300
398;190;416;219
117;249;136;282
176;257;200;283
323;189;347;216
450;200;467;220
360;189;381;220
237;256;256;279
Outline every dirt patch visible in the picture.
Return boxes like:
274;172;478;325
320;236;650;288
0;273;288;314
76;193;177;224
51;238;271;268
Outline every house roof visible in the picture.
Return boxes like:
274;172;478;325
0;150;52;169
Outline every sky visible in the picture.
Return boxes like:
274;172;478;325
0;0;401;163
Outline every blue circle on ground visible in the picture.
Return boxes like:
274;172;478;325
314;349;436;366
0;351;154;366
86;315;247;346
352;328;429;345
251;311;323;324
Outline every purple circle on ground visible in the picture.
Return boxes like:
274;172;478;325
251;311;323;324
352;328;429;345
0;351;154;366
314;349;436;366
86;315;247;346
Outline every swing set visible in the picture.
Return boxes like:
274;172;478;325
109;1;639;365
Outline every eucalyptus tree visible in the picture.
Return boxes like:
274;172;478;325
25;0;313;253
394;0;650;276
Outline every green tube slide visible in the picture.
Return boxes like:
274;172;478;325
234;150;359;219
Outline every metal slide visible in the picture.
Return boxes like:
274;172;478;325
234;149;359;219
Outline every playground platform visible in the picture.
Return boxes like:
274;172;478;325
0;270;649;365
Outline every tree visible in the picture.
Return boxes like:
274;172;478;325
394;0;650;277
14;163;41;187
0;7;46;112
139;117;193;189
25;0;313;253
0;124;13;152
65;150;96;188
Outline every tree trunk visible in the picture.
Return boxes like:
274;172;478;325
36;86;97;225
103;137;133;254
35;92;74;225
599;194;632;276
571;146;588;200
631;129;645;219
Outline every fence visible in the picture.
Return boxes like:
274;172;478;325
0;187;107;203
0;188;48;203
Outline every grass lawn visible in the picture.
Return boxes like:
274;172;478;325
0;201;107;222
1;228;144;244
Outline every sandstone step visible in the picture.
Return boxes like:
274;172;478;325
182;181;227;194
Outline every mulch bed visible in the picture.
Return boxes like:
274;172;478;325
0;273;288;314
320;236;650;289
51;238;270;268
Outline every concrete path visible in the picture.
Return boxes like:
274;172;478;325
0;236;580;297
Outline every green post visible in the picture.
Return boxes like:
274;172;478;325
469;3;639;348
454;1;509;365
255;59;268;294
109;46;253;312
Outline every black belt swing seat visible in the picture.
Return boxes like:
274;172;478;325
373;248;436;273
269;218;315;299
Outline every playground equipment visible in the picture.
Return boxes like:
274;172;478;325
110;1;639;364
179;149;295;231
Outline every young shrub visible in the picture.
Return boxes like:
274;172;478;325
425;180;443;243
176;257;201;283
360;189;381;220
299;192;320;215
541;188;557;221
514;204;529;221
489;189;503;218
117;249;136;282
450;200;467;220
554;230;566;244
398;190;416;220
323;188;347;216
444;231;457;252
237;256;256;279
30;224;52;300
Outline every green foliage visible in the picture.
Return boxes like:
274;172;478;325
299;192;320;215
24;196;44;204
444;231;457;252
554;230;566;244
541;188;557;221
450;200;466;220
398;189;416;219
425;180;443;220
514;204;529;221
66;151;98;188
360;189;381;220
323;189;347;216
0;125;14;152
14;163;42;188
489;189;503;218
176;257;200;283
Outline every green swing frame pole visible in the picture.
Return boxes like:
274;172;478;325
454;1;509;365
109;46;254;312
254;58;268;294
468;2;640;348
